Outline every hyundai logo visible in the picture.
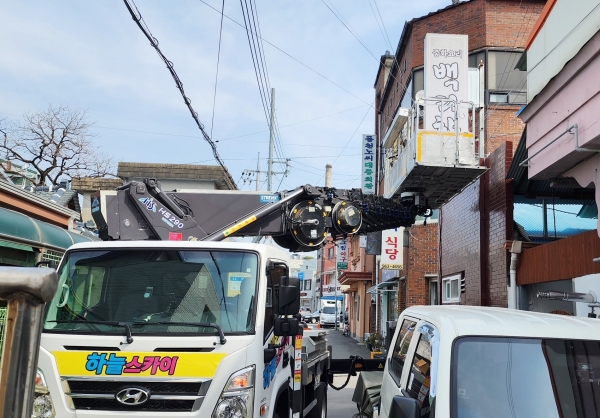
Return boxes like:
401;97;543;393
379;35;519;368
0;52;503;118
115;388;150;406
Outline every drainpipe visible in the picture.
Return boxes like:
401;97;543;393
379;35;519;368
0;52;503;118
508;241;522;309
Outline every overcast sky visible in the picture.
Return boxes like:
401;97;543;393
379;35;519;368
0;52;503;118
1;0;449;192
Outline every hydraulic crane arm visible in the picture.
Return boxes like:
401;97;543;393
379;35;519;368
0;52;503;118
91;178;431;251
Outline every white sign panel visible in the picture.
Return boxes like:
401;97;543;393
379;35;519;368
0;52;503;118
359;235;367;248
337;239;348;270
361;135;376;194
424;34;469;133
381;228;403;270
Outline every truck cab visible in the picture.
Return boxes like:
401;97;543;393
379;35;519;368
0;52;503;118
34;241;329;418
379;306;600;418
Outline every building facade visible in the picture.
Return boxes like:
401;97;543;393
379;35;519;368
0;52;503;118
511;0;600;317
374;0;546;317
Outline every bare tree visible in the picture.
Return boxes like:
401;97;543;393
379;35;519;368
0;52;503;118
0;105;115;186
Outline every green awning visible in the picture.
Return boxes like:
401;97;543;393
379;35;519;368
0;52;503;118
0;239;33;252
0;206;98;251
367;279;400;294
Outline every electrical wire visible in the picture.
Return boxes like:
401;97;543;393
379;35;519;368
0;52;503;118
122;0;236;188
366;0;392;51
372;0;393;50
210;0;226;139
197;0;374;108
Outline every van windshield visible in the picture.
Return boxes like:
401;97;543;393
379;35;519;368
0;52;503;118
453;336;600;418
44;249;258;336
322;306;336;314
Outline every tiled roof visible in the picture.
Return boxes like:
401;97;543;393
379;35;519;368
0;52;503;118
117;162;237;190
33;189;81;214
71;177;124;191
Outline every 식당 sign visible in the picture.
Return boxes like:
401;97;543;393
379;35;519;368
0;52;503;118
362;135;376;194
337;239;348;270
381;228;403;270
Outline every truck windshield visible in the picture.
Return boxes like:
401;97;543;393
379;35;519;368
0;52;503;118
453;336;600;418
44;249;259;336
322;307;336;314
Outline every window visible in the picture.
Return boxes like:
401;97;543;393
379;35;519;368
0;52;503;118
406;328;434;417
327;247;335;259
44;250;260;337
388;285;398;320
389;318;417;385
453;337;600;418
412;69;424;98
442;273;461;303
304;280;311;291
356;295;360;322
487;51;527;105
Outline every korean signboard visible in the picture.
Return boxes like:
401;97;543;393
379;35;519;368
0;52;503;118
381;228;403;270
337;239;348;270
362;135;376;194
424;33;469;133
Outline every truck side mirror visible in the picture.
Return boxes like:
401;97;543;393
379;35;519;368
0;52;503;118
278;276;300;316
274;316;299;337
389;395;420;418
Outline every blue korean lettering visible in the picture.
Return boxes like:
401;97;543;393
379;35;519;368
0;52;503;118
106;353;127;375
86;352;107;375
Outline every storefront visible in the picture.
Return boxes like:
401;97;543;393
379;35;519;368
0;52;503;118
367;270;401;337
338;271;372;341
0;206;96;267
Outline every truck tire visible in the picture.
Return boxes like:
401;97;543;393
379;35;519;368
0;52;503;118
308;383;327;418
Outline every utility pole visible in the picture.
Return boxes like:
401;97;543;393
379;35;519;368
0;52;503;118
243;88;289;191
256;153;261;191
268;88;276;191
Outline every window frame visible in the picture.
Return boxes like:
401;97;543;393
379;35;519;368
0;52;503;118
442;273;461;304
389;317;418;386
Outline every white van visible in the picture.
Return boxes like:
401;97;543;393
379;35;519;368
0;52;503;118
379;306;600;418
320;300;341;328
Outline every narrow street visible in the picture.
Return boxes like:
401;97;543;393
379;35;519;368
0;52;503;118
320;327;373;418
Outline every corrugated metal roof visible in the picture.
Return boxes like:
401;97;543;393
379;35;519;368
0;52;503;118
507;130;595;205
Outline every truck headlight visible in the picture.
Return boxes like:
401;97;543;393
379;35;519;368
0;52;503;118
32;369;55;418
212;365;255;418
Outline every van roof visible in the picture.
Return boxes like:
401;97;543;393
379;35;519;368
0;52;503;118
402;306;600;340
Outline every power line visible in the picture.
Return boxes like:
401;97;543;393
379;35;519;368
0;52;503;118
372;0;393;50
197;0;373;108
315;103;372;185
210;0;226;139
366;0;392;51
122;0;236;187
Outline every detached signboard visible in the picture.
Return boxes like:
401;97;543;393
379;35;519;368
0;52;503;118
424;33;469;133
381;228;403;270
361;135;376;194
337;239;349;270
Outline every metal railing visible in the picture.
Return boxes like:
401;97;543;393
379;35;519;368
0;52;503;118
383;98;480;198
0;267;58;418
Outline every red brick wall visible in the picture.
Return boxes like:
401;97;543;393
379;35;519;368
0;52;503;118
488;142;513;307
440;180;482;305
378;0;544;136
486;0;545;48
405;223;439;308
486;105;524;155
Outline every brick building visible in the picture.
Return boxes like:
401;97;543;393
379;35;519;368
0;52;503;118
374;0;546;319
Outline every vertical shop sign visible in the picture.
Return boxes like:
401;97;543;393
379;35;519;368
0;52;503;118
337;239;348;270
424;34;469;133
362;135;376;194
381;228;404;270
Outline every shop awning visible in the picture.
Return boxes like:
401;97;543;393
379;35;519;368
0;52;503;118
0;206;98;251
321;295;343;301
0;239;33;252
367;279;401;294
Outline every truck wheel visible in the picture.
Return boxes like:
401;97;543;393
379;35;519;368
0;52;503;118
308;384;327;418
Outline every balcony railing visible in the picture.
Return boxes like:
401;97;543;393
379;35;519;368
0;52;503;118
383;98;487;208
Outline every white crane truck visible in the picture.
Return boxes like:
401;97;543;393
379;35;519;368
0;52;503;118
32;179;429;418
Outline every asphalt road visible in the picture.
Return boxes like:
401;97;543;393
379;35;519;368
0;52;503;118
316;326;373;418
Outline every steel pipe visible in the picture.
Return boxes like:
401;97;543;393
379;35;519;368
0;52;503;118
537;290;596;304
0;267;58;418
